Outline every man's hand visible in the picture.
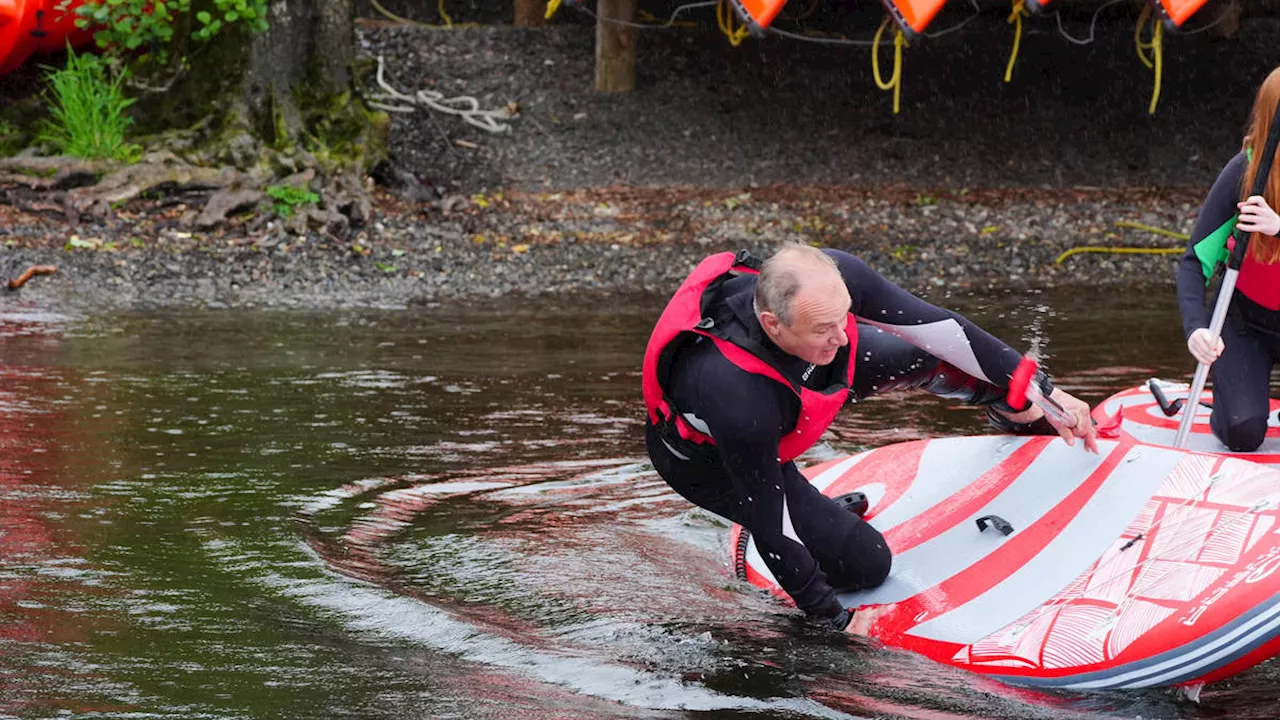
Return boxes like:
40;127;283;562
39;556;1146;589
1187;328;1224;366
998;387;1099;454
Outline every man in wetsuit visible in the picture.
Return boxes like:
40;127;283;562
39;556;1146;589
641;243;1098;631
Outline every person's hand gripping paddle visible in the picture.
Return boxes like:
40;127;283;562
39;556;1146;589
1006;355;1099;454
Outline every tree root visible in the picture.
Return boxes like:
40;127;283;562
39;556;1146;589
65;151;249;218
0;151;374;237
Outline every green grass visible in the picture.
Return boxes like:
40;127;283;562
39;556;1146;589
38;47;140;161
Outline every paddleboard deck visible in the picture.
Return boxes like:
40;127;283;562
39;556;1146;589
1095;379;1280;463
731;434;1280;689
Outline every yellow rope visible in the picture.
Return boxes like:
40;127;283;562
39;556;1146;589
716;0;751;46
872;17;907;114
1054;246;1184;264
1113;220;1189;240
1004;0;1027;83
1135;6;1163;114
545;0;561;20
438;0;453;27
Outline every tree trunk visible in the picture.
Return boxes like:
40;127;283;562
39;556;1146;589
595;0;636;93
134;0;377;167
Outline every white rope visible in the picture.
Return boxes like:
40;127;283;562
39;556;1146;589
369;55;516;134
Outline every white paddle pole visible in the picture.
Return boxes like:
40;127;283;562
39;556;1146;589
1173;270;1239;449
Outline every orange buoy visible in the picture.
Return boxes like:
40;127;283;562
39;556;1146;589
730;0;785;33
880;0;949;39
1153;0;1210;26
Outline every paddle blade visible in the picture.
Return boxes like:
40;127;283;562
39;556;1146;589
1007;355;1038;410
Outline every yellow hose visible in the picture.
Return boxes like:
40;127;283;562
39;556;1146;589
717;0;750;46
1004;0;1027;83
1135;6;1164;114
872;17;907;114
1113;220;1189;240
1054;247;1183;264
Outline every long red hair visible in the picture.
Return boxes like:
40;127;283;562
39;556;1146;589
1244;67;1280;264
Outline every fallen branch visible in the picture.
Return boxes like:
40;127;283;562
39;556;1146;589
7;265;57;291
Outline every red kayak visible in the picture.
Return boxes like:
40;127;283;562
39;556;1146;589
731;433;1280;690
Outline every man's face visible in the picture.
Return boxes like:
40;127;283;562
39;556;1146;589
763;279;851;366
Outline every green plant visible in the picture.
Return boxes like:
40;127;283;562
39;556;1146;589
37;48;140;161
68;0;269;62
266;184;321;218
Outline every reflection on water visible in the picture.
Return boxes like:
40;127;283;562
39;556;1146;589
0;288;1277;719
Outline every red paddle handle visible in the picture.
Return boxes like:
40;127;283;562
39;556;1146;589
1006;355;1076;428
1007;355;1038;410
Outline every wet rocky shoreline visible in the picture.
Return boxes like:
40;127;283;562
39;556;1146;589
1;184;1204;312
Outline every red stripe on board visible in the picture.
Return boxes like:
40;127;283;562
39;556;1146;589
885;437;1050;554
811;440;926;523
875;440;1135;652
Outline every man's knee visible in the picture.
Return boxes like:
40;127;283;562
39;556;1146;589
1214;413;1268;452
825;523;892;591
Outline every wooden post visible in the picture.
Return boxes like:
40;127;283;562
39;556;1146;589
595;0;637;92
514;0;548;27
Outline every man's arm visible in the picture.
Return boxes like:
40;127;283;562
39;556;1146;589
829;250;1030;390
827;249;1098;451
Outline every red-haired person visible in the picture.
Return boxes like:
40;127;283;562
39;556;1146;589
1179;67;1280;452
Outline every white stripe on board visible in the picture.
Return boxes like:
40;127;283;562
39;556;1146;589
865;436;1030;535
907;444;1183;645
836;440;1120;608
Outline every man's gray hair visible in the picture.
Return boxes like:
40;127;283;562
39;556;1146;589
754;243;838;327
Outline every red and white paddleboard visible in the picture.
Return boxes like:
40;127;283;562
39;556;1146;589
1095;380;1280;463
730;434;1280;689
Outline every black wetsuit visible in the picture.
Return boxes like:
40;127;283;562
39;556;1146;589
645;249;1049;624
1177;153;1280;452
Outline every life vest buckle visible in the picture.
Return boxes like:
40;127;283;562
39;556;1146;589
733;249;762;271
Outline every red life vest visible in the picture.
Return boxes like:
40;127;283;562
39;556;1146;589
640;250;858;463
1236;245;1280;311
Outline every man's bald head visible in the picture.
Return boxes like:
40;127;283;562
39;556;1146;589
755;243;842;326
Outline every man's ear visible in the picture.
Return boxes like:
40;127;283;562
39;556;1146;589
759;310;781;337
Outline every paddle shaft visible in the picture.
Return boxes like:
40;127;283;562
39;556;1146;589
1173;268;1239;448
1174;97;1280;449
1022;377;1076;429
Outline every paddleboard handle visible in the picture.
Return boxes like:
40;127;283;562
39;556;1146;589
1148;379;1183;417
976;515;1014;536
1006;355;1076;429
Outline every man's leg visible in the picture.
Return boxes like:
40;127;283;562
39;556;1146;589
778;461;891;591
645;422;850;620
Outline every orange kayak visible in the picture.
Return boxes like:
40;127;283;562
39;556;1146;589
0;0;94;75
